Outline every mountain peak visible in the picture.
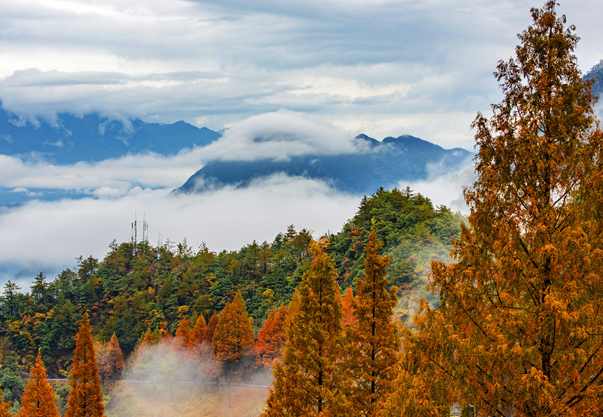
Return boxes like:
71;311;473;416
0;103;221;164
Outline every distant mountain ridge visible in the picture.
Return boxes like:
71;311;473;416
585;60;603;97
0;102;220;164
178;134;471;195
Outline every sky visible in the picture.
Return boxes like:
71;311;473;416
1;0;601;149
0;0;601;287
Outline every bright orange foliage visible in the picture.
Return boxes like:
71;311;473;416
344;229;400;417
341;286;356;327
388;3;603;416
255;305;288;366
64;312;105;417
158;321;172;343
0;391;10;417
262;241;346;417
212;292;255;362
17;352;60;417
175;318;192;348
206;312;219;345
190;315;208;348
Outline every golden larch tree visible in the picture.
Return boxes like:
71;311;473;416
212;292;255;362
189;315;208;348
64;312;105;417
17;352;60;417
402;2;603;416
175;318;192;349
0;389;10;417
344;228;400;417
98;333;125;382
341;286;356;327
261;241;346;417
206;312;219;345
255;305;289;366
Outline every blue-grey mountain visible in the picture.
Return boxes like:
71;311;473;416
0;102;220;164
178;134;471;195
585;60;603;97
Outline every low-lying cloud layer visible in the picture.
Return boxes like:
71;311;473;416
0;176;361;284
0;112;364;197
0;111;477;287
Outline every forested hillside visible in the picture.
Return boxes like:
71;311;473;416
0;187;460;400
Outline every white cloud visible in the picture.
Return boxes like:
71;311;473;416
0;175;360;283
200;111;362;161
0;111;367;196
399;157;476;213
0;152;200;194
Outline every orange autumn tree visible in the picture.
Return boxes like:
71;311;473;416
341;286;356;327
175;318;193;349
98;333;125;382
255;305;288;366
400;2;603;416
64;312;105;417
0;389;10;417
206;312;219;345
344;228;400;417
190;315;208;348
17;352;60;417
212;292;255;362
262;241;345;417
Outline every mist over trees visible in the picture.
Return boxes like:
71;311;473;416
0;2;601;417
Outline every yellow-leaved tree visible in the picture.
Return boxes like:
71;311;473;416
64;312;105;417
261;241;346;417
17;352;60;417
344;228;400;417
386;2;602;416
212;291;255;363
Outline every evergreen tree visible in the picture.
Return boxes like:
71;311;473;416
401;2;603;416
17;352;60;417
212;292;255;362
262;241;345;417
255;305;288;366
64;312;105;417
344;229;400;417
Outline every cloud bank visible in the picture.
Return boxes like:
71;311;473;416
0;111;476;287
0;112;362;196
1;0;601;148
0;176;361;284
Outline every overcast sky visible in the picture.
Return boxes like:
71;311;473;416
1;0;601;149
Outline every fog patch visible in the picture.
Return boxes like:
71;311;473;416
108;341;270;417
399;157;475;213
